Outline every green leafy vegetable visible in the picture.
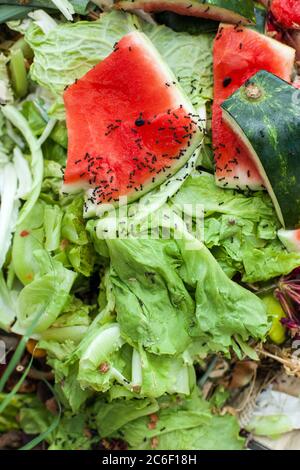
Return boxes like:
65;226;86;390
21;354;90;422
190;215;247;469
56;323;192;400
113;390;244;450
2;105;43;226
0;393;32;432
14;254;76;333
172;171;300;282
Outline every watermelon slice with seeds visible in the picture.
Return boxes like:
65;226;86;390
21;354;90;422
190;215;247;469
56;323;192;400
213;23;295;190
63;31;202;209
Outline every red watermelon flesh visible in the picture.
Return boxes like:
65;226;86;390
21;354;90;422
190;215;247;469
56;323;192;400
63;31;201;207
213;24;295;190
271;0;300;30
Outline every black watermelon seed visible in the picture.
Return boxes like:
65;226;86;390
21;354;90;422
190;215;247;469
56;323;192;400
223;77;232;88
135;118;145;127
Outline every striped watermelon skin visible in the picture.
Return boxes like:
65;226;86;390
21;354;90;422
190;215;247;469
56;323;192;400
222;70;300;229
213;23;295;190
117;0;255;24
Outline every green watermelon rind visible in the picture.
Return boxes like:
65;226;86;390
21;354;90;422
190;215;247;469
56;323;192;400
63;31;203;213
221;70;300;229
116;0;256;24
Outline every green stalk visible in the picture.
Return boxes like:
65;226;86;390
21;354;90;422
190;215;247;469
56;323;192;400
9;48;28;98
0;337;28;393
2;105;44;226
11;37;33;61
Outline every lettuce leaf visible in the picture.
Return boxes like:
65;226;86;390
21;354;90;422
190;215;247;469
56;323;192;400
242;242;300;283
2;105;43;226
102;230;268;358
14;253;76;333
12;200;45;285
92;398;159;438
20;398;95;450
178;238;269;355
107;238;194;356
172;171;300;282
61;196;96;276
114;390;244;450
77;323;131;393
0;393;32;432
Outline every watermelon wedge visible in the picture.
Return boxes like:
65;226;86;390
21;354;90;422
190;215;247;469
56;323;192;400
221;71;300;229
213;23;295;190
63;32;202;208
116;0;256;24
271;0;300;30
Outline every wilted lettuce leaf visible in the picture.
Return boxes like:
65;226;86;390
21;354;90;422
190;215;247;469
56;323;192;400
0;393;32;432
15;253;77;333
19;396;52;435
96;268;116;325
67;243;95;277
242;242;300;283
12;200;45;285
20;397;95;450
40;159;65;204
37;297;92;351
139;349;192;397
148;414;244;450
44;204;63;252
103;233;268;358
114;390;244;450
21;100;46;136
172;171;300;282
42;142;66;167
172;171;275;221
77;323;131;393
92;398;159;438
50;121;68;148
178;238;269;354
54;362;92;413
107;238;194;356
48;413;96;450
2;1;90;15
61;196;96;276
61;196;89;245
52;296;91;328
